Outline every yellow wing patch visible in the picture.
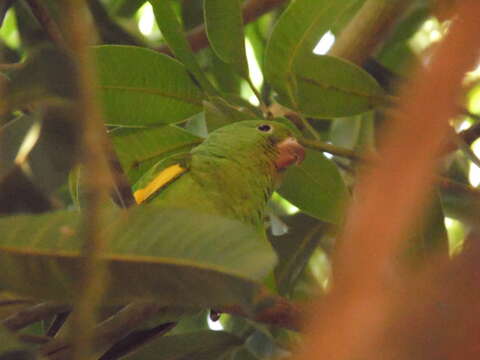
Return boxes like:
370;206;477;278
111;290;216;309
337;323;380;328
134;164;186;204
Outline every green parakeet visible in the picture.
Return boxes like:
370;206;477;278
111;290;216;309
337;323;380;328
132;120;305;229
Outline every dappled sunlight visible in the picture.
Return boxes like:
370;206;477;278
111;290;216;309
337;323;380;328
313;31;335;55
137;2;161;39
468;138;480;186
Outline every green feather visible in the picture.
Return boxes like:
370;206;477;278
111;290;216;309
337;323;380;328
133;120;296;228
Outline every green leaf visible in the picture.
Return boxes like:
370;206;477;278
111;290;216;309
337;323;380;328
204;96;256;132
292;54;384;117
95;45;204;126
128;331;243;360
111;125;203;184
278;149;348;223
270;214;325;295
149;0;217;94
0;206;276;308
264;0;361;108
204;0;249;77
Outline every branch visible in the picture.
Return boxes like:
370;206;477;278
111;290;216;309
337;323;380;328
24;0;66;49
329;0;413;64
157;0;287;55
300;138;361;162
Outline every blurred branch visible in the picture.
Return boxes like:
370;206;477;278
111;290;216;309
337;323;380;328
157;0;287;54
220;293;304;331
60;1;112;359
24;0;66;49
329;0;413;64
0;62;23;71
295;2;480;360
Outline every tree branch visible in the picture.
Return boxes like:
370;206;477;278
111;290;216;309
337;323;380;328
329;0;413;64
24;0;66;49
157;0;287;55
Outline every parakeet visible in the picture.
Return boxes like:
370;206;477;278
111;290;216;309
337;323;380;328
132;120;305;229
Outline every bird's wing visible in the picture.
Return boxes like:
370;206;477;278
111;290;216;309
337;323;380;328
132;152;191;204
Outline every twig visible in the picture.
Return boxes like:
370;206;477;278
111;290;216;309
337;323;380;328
157;0;287;55
300;138;362;161
25;0;66;49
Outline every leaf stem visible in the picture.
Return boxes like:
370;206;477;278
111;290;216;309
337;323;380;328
329;0;413;64
246;76;268;115
300;138;360;160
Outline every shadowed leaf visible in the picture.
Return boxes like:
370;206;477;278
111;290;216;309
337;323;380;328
278;149;348;223
0;206;276;308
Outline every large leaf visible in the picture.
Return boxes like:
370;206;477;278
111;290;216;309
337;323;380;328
264;0;360;108
149;0;217;94
292;54;384;117
111;125;203;184
0;206;276;308
95;45;204;126
128;331;243;360
278;149;348;223
204;0;249;77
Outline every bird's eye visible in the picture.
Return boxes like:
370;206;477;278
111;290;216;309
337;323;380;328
257;124;273;132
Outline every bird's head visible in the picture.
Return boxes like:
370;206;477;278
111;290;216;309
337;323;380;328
200;120;305;172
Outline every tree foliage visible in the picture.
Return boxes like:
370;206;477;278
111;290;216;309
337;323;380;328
0;0;478;359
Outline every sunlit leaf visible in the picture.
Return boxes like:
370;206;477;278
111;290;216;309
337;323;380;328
278;149;348;223
95;45;204;126
0;206;276;308
204;0;249;77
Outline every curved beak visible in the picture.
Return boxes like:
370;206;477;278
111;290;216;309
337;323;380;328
274;137;305;170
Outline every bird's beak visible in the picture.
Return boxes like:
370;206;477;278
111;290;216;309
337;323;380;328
274;137;305;170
